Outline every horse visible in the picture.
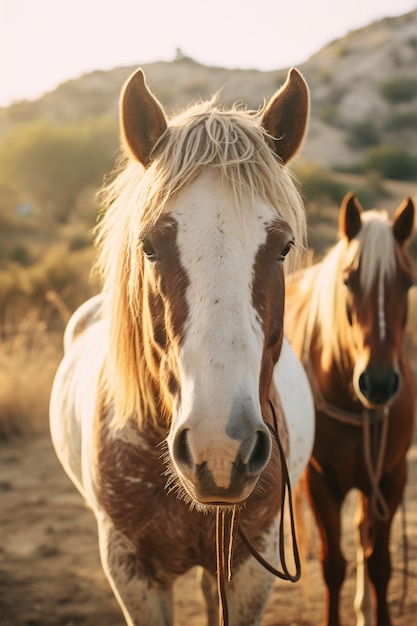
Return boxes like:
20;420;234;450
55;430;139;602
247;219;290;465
285;191;416;626
50;67;315;626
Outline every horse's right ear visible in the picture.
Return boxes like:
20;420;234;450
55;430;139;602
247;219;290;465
262;68;310;164
120;69;168;167
393;197;415;244
339;192;363;241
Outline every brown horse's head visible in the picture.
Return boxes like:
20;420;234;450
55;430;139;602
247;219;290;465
339;192;415;408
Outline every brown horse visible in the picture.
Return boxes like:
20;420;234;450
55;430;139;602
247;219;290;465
50;68;315;626
285;192;415;626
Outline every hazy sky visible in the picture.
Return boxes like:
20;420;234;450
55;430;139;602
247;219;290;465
1;0;416;106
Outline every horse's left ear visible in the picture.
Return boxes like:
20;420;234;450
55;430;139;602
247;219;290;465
339;192;363;241
262;68;310;164
393;197;415;244
120;68;168;167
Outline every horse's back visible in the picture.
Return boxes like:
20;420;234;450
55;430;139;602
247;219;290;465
275;338;315;486
63;293;104;352
50;296;108;499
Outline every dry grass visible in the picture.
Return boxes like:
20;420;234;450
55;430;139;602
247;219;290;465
0;314;63;440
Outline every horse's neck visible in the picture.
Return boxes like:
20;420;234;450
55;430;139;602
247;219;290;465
308;337;360;414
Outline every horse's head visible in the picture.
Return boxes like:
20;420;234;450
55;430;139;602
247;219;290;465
99;68;309;507
338;192;415;409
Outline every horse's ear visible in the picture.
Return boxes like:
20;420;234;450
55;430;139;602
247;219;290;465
393;197;415;244
261;68;310;164
120;69;168;167
339;192;363;241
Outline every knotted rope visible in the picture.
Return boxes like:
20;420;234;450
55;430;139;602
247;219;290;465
214;400;300;626
363;407;390;521
305;355;390;520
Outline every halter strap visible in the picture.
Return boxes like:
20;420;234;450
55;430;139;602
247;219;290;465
304;353;390;521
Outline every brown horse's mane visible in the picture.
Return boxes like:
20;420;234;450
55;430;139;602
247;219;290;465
286;210;400;372
94;97;307;427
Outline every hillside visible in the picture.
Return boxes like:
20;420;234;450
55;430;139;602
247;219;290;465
1;9;417;171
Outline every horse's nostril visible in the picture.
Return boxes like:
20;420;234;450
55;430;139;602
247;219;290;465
389;371;400;397
358;372;370;397
358;367;402;405
173;428;193;469
246;430;271;475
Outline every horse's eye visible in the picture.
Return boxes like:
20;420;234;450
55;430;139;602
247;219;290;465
278;241;294;262
343;277;352;291
141;238;159;261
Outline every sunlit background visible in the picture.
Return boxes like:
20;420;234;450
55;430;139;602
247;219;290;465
1;0;416;106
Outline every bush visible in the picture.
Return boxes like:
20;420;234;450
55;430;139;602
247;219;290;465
385;111;417;132
0;116;119;224
362;145;417;180
347;121;380;148
293;163;349;205
0;245;97;333
9;244;31;266
380;78;417;103
320;106;339;125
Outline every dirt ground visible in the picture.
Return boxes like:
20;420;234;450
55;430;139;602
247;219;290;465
0;433;416;626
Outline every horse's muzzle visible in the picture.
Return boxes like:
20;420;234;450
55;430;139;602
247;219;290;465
357;365;401;407
171;426;271;504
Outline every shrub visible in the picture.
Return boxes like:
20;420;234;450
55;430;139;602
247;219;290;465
385;111;417;132
347;121;380;148
8;244;32;266
0;245;97;332
0;116;119;224
293;163;349;205
362;145;417;180
320;106;339;125
380;78;417;103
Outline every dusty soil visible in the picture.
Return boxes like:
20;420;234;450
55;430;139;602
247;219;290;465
0;434;416;626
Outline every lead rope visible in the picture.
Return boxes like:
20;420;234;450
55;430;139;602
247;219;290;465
215;400;301;626
398;496;409;615
215;508;228;626
215;507;239;626
363;407;390;521
238;402;301;582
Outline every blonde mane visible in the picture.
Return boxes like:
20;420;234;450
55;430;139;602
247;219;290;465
94;98;307;425
298;210;397;371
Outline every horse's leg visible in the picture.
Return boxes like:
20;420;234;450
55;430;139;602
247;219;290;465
97;515;174;626
354;492;373;626
366;462;407;626
226;558;275;626
226;522;278;626
198;558;276;626
197;567;218;626
305;467;346;626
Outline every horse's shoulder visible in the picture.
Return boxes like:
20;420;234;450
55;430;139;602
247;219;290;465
274;338;315;485
64;294;105;352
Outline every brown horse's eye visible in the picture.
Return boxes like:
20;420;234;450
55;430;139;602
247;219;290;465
141;237;159;261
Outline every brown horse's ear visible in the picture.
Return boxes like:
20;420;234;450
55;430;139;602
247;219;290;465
261;68;309;164
393;197;415;244
339;192;363;241
120;69;168;167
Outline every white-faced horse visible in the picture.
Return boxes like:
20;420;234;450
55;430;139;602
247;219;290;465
50;67;314;626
